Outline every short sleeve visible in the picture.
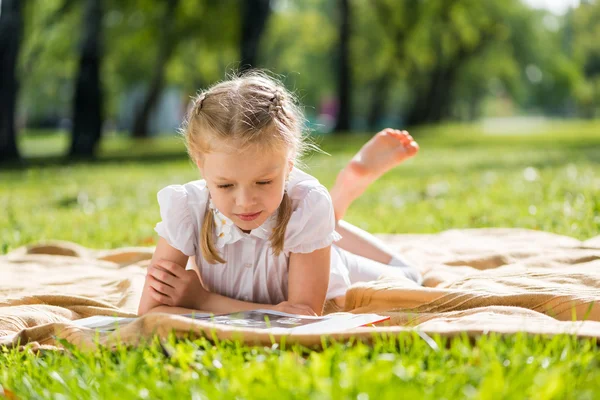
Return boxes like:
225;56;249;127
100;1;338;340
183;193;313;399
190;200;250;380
154;182;207;256
284;185;342;254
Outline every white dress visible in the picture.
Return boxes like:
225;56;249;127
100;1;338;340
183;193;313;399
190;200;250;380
154;168;353;304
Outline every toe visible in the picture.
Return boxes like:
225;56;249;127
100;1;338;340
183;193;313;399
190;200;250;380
400;131;415;144
399;134;413;146
392;130;410;141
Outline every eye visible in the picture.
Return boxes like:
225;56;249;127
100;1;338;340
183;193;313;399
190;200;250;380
217;184;233;189
257;181;272;185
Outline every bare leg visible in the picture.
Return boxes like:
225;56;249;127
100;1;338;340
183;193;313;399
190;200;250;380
330;128;418;221
330;128;418;262
331;225;421;309
335;220;393;264
328;129;420;308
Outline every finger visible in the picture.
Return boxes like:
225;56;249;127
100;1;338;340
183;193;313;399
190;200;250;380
297;308;317;316
148;275;175;297
147;264;159;277
149;267;176;287
153;261;179;277
155;259;185;278
150;286;173;306
300;304;318;316
291;305;317;316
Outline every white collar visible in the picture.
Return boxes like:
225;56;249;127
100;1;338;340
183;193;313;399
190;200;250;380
208;197;277;248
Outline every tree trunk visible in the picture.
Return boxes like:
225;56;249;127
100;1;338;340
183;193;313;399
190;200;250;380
240;0;271;72
404;31;492;126
367;71;392;129
334;0;351;133
69;0;103;159
404;61;458;126
0;0;23;163
132;0;180;138
466;87;485;121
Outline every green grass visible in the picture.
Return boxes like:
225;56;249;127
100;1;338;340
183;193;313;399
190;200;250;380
1;120;600;399
1;333;599;399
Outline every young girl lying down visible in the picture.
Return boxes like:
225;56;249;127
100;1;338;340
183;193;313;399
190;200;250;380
138;72;422;317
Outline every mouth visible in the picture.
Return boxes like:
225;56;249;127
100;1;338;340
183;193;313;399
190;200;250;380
235;211;262;222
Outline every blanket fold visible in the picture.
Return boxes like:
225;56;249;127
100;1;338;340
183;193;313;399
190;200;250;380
1;229;599;349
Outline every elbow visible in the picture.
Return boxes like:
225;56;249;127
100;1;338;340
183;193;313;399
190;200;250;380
137;302;156;316
137;304;149;316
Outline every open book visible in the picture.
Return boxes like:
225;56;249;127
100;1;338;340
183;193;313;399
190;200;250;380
72;310;390;334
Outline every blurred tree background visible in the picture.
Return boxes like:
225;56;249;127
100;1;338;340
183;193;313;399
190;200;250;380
1;0;599;162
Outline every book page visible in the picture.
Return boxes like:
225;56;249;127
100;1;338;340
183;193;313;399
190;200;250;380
72;310;390;333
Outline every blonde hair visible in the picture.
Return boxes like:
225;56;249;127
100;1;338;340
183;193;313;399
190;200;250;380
182;71;311;264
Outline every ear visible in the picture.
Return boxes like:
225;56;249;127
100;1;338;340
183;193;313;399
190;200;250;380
196;159;203;175
287;159;294;175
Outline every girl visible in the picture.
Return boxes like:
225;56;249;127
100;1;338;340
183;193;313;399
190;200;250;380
138;72;422;317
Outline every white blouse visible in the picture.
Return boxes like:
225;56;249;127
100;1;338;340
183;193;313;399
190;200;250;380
154;168;350;304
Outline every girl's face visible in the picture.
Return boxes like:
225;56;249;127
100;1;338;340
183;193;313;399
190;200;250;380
199;144;292;232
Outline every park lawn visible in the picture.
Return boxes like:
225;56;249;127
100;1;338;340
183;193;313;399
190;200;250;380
1;120;600;398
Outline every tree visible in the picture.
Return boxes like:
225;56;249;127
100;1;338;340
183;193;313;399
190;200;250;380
365;0;422;129
402;0;495;125
240;0;272;72
69;0;103;158
369;0;541;126
259;0;337;113
0;0;23;163
333;0;351;132
17;0;79;132
106;0;239;138
567;1;600;118
21;0;76;78
131;0;181;138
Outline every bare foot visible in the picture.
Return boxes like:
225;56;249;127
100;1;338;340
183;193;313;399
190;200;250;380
330;129;418;219
347;128;418;181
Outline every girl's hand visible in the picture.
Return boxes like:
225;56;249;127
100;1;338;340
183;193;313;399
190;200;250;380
274;301;318;316
147;260;208;309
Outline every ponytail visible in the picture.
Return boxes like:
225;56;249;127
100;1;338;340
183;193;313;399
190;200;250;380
269;191;293;256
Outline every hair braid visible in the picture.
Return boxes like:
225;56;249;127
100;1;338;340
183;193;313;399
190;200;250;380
200;201;226;264
194;93;207;116
269;90;284;116
269;190;293;256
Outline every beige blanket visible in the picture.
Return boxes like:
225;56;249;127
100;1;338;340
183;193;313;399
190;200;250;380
2;228;600;350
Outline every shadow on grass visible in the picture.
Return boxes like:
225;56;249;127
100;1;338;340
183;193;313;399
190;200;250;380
0;151;192;171
2;138;599;172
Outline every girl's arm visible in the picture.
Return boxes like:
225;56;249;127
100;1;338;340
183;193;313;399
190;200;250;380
146;293;316;316
143;293;277;315
287;246;331;316
138;237;190;315
140;238;316;316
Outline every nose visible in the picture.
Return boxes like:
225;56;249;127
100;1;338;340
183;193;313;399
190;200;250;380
235;186;256;209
